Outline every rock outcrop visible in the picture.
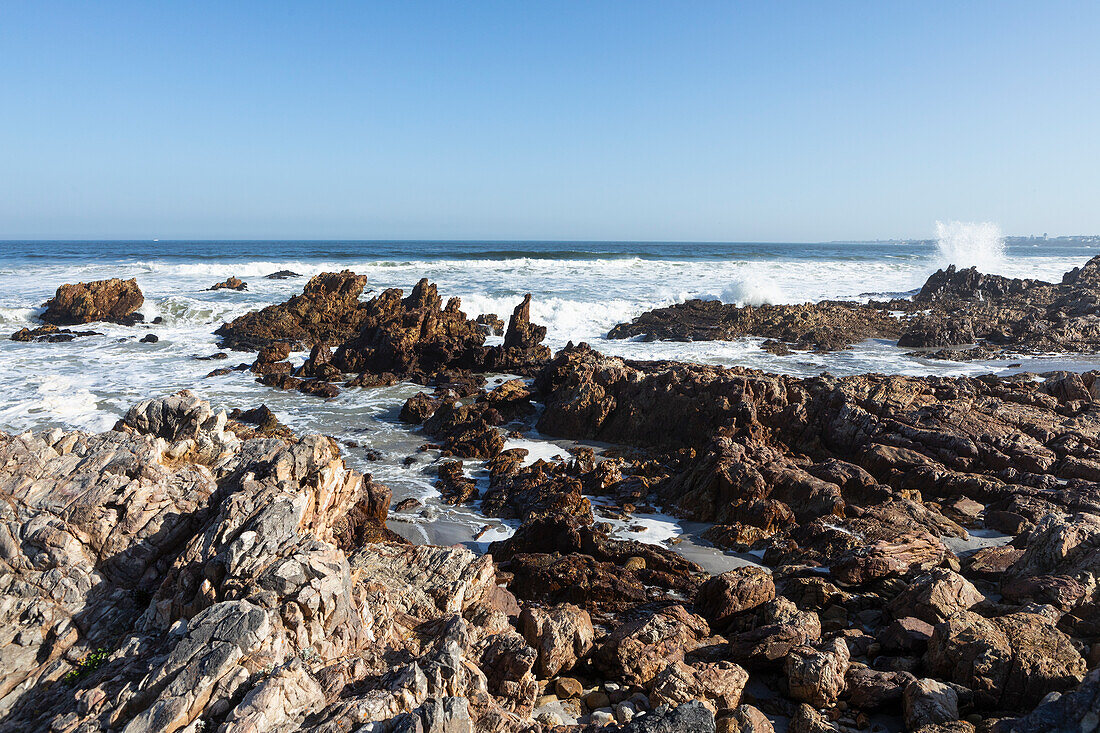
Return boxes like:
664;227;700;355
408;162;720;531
209;276;248;291
608;255;1100;358
215;270;369;350
41;278;145;325
608;299;899;352
0;392;536;731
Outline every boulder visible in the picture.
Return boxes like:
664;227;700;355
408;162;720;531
41;277;144;325
784;638;850;708
649;660;748;713
518;603;594;678
614;701;716;733
845;667;915;710
209;276;247;291
888;569;985;624
903;678;959;730
597;605;710;687
694;567;776;628
926;610;1085;710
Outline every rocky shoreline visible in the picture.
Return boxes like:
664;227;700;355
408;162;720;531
6;264;1100;731
608;255;1100;360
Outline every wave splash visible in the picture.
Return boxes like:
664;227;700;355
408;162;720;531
934;221;1006;273
720;278;785;306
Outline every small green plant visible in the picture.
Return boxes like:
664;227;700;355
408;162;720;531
64;648;109;683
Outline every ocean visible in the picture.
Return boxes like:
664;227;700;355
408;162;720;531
2;236;1097;560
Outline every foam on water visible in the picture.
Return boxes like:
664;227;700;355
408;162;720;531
2;239;1099;559
720;277;787;306
934;221;1007;273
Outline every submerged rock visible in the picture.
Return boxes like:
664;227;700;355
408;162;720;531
10;324;101;342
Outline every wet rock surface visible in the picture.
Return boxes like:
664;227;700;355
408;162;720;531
209;276;248;291
608;299;899;352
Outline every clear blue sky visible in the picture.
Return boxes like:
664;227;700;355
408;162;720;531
1;1;1097;241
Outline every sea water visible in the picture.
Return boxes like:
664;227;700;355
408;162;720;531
1;235;1096;561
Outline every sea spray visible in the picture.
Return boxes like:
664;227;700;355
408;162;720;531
720;277;786;306
934;221;1007;273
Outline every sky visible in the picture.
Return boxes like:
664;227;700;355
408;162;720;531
1;1;1098;241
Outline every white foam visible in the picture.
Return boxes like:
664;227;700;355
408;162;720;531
503;438;569;466
720;277;786;306
934;221;1007;273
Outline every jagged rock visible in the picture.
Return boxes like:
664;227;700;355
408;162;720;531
475;313;504;337
216;270;369;350
726;597;822;669
331;280;486;377
518;603;594;678
484;294;551;373
784;638;850;708
477;631;538;709
534;347;1094;550
349;544;495;621
831;531;947;586
226;404;295;440
607;299;900;352
491;515;703;615
422;398;506;459
0;391;534;732
1006;668;1100;733
608;256;1100;357
401;392;442;424
331;282;550;381
209;276;248;291
1001;513;1100;610
479;458;591;522
436;460;479;505
41;277;144;325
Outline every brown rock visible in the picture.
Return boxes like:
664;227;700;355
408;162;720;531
41;277;144;325
784;637;850;707
650;660;749;713
694;566;776;628
845;667;915;710
887;568;985;624
597;605;710;686
209;276;247;291
724;704;775;733
926;609;1086;710
216;270;369;350
903;677;959;730
519;603;595;678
